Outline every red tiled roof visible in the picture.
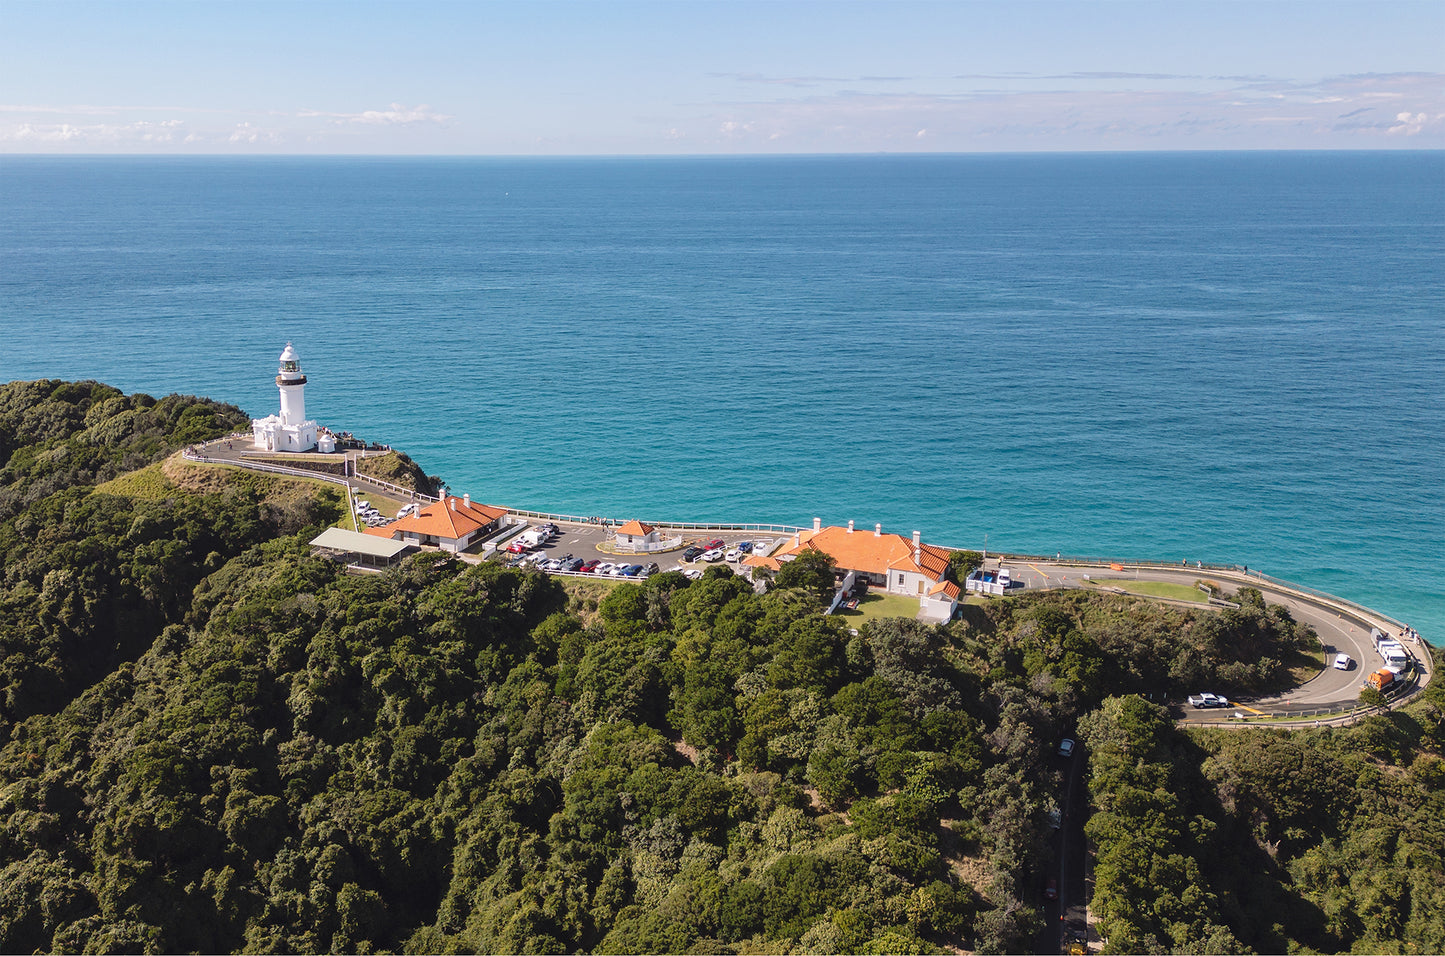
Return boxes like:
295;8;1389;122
616;519;655;536
782;525;947;579
378;496;507;542
929;579;961;599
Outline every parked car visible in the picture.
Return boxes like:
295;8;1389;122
594;562;616;575
1187;693;1230;708
724;548;743;562
703;538;725;551
737;541;753;554
642;563;660;576
619;564;643;576
683;546;703;561
681;568;704;580
702;548;725;562
579;559;600;573
1057;738;1075;758
562;558;584;572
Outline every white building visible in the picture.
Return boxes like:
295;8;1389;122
251;342;323;453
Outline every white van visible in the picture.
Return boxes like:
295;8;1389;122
1333;653;1351;671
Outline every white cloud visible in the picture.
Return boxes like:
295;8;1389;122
1387;111;1433;135
299;103;450;126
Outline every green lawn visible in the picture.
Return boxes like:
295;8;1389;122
1094;579;1210;603
833;592;920;625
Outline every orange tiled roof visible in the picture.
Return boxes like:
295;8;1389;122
380;496;507;542
743;554;782;571
782;525;947;579
929;579;961;599
616;519;655;536
889;542;952;579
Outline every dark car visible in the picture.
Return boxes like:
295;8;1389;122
642;563;660;575
562;558;584;572
737;541;753;553
683;546;703;561
619;564;643;576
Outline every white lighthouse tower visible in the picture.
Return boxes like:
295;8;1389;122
251;342;320;452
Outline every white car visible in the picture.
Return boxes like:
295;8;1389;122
681;568;704;580
1333;653;1352;670
724;548;743;562
594;562;615;575
1187;693;1229;708
702;548;725;562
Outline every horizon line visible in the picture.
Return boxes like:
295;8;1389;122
5;146;1443;160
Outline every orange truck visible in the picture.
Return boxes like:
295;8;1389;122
1366;669;1396;692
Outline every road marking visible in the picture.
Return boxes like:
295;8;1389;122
1029;563;1049;582
1232;702;1267;715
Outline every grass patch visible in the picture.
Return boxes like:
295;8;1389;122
834;592;920;625
1287;647;1327;686
94;462;178;500
560;577;620;625
1094;579;1210;604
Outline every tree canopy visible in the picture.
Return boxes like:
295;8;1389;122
0;379;1439;955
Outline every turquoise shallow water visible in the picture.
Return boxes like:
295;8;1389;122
2;153;1442;642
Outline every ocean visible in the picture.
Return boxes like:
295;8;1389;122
2;152;1441;642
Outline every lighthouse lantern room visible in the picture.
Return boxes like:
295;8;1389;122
251;342;321;452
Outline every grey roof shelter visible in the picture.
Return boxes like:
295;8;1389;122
309;527;415;567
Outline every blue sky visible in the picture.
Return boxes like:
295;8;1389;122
2;0;1441;153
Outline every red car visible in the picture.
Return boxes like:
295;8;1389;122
579;560;600;573
703;538;726;550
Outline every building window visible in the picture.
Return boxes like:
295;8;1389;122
897;574;904;586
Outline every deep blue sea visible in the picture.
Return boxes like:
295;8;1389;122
2;153;1442;642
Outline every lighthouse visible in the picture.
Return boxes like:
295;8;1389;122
277;341;307;426
251;342;321;452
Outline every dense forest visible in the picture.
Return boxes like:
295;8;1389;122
0;379;1441;954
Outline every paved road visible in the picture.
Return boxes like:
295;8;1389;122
1004;561;1429;716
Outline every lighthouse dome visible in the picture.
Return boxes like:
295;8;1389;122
278;342;303;376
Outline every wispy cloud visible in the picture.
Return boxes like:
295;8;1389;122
693;72;1445;150
0;102;452;149
297;103;451;126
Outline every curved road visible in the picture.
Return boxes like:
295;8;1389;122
1006;561;1431;717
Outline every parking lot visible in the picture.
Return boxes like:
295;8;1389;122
494;520;784;580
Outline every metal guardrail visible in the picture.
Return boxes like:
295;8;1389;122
968;548;1414;635
183;445;362;531
191;436;439;504
352;470;440;503
503;508;805;535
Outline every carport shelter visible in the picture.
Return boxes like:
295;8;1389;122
310;527;415;567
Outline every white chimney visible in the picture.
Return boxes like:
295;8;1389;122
813;517;821;532
847;520;854;533
913;530;921;562
875;523;882;537
463;493;470;508
449;497;456;510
